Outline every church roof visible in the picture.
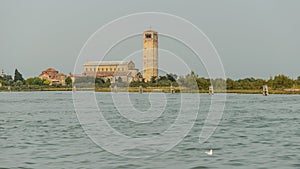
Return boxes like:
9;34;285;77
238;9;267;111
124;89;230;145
84;61;132;66
44;68;58;72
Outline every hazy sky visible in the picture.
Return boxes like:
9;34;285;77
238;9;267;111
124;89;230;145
0;0;299;79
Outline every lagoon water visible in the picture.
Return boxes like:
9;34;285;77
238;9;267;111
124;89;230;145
1;92;300;169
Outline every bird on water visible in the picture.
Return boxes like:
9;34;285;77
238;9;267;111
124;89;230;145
205;149;213;155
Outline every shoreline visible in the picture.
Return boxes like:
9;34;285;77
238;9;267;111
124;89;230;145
1;87;300;94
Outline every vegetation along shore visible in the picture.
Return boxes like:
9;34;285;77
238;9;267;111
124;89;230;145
1;69;300;94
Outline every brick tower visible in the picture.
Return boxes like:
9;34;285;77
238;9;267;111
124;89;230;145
143;30;158;82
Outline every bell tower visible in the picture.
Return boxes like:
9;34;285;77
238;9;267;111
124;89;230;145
143;30;158;82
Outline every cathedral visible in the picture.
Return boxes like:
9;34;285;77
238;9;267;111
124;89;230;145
82;30;159;82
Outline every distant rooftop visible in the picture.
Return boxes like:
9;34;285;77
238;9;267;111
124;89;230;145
84;61;132;66
43;68;58;72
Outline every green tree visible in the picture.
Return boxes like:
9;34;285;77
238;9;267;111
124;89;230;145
33;77;43;85
166;73;177;82
196;77;209;90
15;80;23;86
212;78;226;90
3;75;13;86
0;80;4;87
65;76;72;86
226;78;236;90
297;76;300;85
117;77;123;83
104;78;111;87
14;69;24;82
150;76;157;84
25;77;35;85
177;72;198;90
267;76;274;89
273;75;294;89
95;77;105;86
252;79;266;89
43;79;51;85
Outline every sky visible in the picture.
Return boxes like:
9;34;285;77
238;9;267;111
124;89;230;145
0;0;299;79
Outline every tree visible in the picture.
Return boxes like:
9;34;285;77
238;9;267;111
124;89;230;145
14;69;24;82
272;75;294;89
212;78;226;90
65;76;72;86
196;77;209;90
15;80;23;86
117;77;123;83
267;76;274;89
150;76;157;84
166;74;177;82
43;79;51;85
3;75;13;86
33;77;43;85
25;77;35;85
297;76;300;85
104;78;111;87
226;78;235;90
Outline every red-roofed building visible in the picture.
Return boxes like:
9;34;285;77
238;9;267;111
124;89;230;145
39;68;66;86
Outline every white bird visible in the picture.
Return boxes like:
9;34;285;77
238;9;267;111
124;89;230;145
205;149;213;155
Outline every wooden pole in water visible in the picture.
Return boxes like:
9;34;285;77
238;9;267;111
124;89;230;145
139;85;143;94
209;85;214;95
262;85;269;96
170;85;175;94
113;84;118;93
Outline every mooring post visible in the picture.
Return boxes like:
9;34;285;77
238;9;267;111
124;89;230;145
263;85;269;96
139;85;143;94
209;85;214;95
170;85;175;94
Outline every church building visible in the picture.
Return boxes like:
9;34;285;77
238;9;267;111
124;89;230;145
83;60;139;83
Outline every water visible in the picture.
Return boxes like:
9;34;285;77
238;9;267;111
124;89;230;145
1;92;300;168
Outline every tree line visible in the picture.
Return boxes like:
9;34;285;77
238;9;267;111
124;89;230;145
1;69;300;90
0;69;72;87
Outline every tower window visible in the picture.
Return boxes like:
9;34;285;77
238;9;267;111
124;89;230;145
145;33;152;38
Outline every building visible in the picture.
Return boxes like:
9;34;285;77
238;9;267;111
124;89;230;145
143;30;158;81
39;68;66;86
83;60;139;83
0;69;13;84
1;69;5;78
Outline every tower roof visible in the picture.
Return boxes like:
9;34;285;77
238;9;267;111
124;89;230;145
144;30;157;33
